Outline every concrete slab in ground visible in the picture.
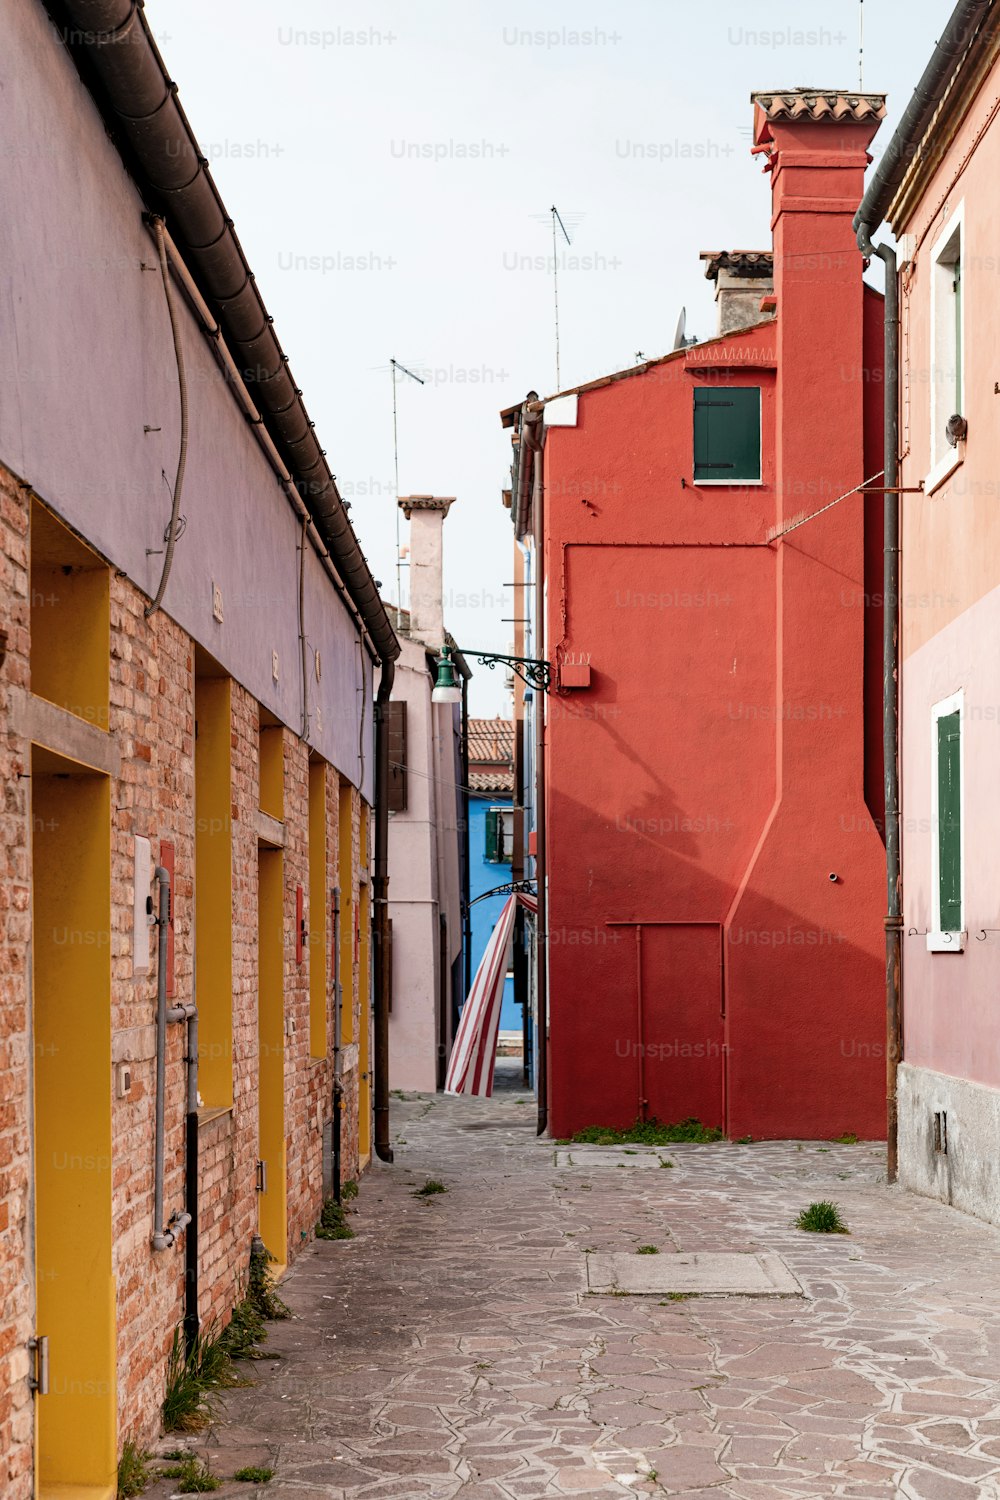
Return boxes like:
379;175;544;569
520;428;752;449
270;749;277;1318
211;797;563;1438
586;1250;805;1297
555;1148;681;1171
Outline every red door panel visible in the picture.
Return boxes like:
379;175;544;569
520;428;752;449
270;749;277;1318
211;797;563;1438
638;924;723;1130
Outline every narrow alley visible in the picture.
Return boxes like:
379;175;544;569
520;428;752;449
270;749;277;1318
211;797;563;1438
153;1067;1000;1500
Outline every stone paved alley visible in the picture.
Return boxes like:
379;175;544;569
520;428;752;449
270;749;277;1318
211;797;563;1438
153;1066;1000;1500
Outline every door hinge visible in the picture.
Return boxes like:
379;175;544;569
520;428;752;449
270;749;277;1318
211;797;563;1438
28;1335;49;1396
256;1160;267;1194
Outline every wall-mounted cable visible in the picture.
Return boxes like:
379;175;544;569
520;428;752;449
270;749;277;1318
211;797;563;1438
145;217;189;619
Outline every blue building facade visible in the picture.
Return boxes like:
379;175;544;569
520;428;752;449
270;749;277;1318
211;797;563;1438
468;793;518;1032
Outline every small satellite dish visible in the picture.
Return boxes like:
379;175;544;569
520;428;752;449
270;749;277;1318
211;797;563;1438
672;306;687;351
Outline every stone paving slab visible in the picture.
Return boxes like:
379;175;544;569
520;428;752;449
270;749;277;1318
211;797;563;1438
554;1150;683;1171
142;1066;1000;1500
586;1252;804;1298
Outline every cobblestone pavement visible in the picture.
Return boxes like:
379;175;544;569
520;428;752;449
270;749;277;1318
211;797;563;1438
153;1064;1000;1500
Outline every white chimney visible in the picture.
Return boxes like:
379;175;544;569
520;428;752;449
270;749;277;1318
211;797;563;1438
699;251;775;335
398;496;455;646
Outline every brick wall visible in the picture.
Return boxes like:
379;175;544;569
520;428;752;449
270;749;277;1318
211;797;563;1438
0;465;377;1483
0;465;33;1500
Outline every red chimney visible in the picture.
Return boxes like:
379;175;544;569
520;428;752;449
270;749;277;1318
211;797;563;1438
751;90;885;796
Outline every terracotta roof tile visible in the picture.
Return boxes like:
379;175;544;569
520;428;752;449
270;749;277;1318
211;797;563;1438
469;770;515;795
468;716;514;767
751;90;886;124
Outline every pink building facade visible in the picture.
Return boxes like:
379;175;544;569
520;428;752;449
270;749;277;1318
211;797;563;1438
861;1;1000;1222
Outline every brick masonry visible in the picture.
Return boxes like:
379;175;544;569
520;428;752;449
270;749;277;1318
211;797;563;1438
0;465;375;1493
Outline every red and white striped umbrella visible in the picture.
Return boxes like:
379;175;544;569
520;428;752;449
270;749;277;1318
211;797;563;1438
445;892;537;1098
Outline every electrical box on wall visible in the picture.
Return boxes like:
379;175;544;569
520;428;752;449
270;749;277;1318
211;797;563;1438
133;835;151;975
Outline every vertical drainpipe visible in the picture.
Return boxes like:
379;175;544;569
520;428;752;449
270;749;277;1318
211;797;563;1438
461;674;472;1004
373;658;395;1162
523;410;548;1136
183;996;199;1351
856;225;901;1181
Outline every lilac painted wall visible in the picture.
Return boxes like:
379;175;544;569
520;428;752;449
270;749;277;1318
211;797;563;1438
0;2;373;797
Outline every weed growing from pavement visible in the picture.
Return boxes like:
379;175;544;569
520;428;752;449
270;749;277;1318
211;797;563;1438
571;1118;724;1145
413;1178;447;1197
117;1441;150;1498
796;1200;849;1234
658;1158;675;1168
248;1241;291;1321
734;1135;753;1145
162;1324;245;1432
316;1198;354;1239
834;1132;859;1144
234;1466;274;1483
661;1293;691;1302
636;1245;659;1254
158;1455;221;1492
219;1295;267;1360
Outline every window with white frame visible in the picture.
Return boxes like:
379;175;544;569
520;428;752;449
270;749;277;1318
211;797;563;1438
928;204;965;483
929;691;964;952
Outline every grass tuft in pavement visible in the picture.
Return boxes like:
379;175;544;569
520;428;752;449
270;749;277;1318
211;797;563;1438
796;1200;849;1234
413;1178;447;1197
571;1117;724;1145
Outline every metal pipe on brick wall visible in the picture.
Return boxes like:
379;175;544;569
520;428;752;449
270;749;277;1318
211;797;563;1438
152;866;176;1250
184;997;200;1350
374;659;395;1162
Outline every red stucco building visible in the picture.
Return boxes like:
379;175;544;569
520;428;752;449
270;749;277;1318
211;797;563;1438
504;90;890;1141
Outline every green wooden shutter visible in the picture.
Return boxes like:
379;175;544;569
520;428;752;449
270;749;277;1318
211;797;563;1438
937;710;961;931
693;387;761;483
484;808;499;863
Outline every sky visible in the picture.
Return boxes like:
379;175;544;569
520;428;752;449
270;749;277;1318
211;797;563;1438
156;0;947;715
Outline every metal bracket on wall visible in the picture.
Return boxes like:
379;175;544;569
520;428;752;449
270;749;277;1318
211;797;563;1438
28;1336;49;1396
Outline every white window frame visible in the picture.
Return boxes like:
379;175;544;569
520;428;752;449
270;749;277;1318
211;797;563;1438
926;201;966;495
928;689;966;953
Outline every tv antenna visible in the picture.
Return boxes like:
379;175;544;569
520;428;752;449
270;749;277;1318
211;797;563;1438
858;0;864;88
390;357;425;628
550;205;572;389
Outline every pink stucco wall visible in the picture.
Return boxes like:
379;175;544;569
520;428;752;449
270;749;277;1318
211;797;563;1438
897;46;1000;1088
386;636;463;1092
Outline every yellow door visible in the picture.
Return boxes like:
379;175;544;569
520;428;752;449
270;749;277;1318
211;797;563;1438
257;847;286;1269
32;753;117;1500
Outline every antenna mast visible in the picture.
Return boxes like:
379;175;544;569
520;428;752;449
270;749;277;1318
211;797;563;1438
390;357;425;629
858;0;864;89
550;205;572;390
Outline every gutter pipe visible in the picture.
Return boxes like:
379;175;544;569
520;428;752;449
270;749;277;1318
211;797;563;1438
522;408;549;1137
852;0;991;1182
47;0;399;669
855;226;902;1183
373;659;395;1162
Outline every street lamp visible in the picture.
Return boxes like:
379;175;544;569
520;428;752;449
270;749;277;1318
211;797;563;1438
431;644;463;704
